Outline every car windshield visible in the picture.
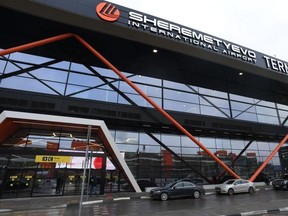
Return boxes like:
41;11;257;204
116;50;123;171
224;180;236;184
163;181;176;189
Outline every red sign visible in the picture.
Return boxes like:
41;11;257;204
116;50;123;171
93;157;103;169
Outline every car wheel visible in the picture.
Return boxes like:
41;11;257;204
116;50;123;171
248;187;254;194
160;192;169;201
228;188;234;195
193;190;200;199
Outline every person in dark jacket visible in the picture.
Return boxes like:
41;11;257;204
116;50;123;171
89;176;98;196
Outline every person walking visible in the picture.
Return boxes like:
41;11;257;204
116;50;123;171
56;177;64;194
89;176;98;197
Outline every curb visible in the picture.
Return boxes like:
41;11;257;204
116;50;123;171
80;192;216;206
74;190;257;206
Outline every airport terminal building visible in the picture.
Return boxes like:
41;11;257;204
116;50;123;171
0;0;288;198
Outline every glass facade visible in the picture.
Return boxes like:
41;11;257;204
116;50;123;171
1;49;288;189
0;125;113;198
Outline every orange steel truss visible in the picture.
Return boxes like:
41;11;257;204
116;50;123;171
249;134;288;182
1;33;286;181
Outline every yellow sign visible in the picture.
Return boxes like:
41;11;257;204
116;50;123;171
35;155;71;163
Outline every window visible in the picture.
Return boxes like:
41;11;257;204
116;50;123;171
183;182;194;187
174;182;183;189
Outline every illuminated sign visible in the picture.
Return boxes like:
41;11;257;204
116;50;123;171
29;1;288;75
56;156;115;170
127;11;257;64
95;1;288;75
35;155;71;163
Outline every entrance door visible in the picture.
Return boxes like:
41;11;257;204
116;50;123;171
63;169;82;195
1;168;35;199
0;152;108;198
31;165;59;197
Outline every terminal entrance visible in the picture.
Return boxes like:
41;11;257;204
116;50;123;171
0;111;141;199
0;149;107;199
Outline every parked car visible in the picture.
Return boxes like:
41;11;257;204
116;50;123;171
215;179;256;195
272;178;288;190
149;180;205;201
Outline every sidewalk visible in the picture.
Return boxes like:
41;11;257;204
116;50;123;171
0;192;150;212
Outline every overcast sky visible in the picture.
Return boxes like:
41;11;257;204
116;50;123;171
109;0;288;62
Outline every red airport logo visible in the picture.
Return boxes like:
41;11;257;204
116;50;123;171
96;2;120;22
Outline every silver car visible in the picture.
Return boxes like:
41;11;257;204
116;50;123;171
215;179;256;195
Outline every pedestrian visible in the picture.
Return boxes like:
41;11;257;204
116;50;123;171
56;177;64;194
89;176;98;196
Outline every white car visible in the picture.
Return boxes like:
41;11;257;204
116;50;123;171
215;179;256;195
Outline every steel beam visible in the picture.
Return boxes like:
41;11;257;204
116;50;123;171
0;33;240;179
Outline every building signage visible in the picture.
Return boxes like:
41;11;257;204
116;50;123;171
128;11;257;64
34;0;288;75
35;155;71;163
95;1;288;75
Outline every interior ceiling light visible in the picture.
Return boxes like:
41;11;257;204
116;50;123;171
239;72;243;76
153;49;158;53
52;132;74;138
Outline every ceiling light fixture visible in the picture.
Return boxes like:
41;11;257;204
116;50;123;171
153;49;158;53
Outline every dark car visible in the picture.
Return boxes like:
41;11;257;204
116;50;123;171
272;178;288;190
149;180;205;201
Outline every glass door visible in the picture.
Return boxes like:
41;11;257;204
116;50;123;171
1;168;35;199
32;165;60;196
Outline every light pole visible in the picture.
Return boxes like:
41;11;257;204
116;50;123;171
79;125;91;216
